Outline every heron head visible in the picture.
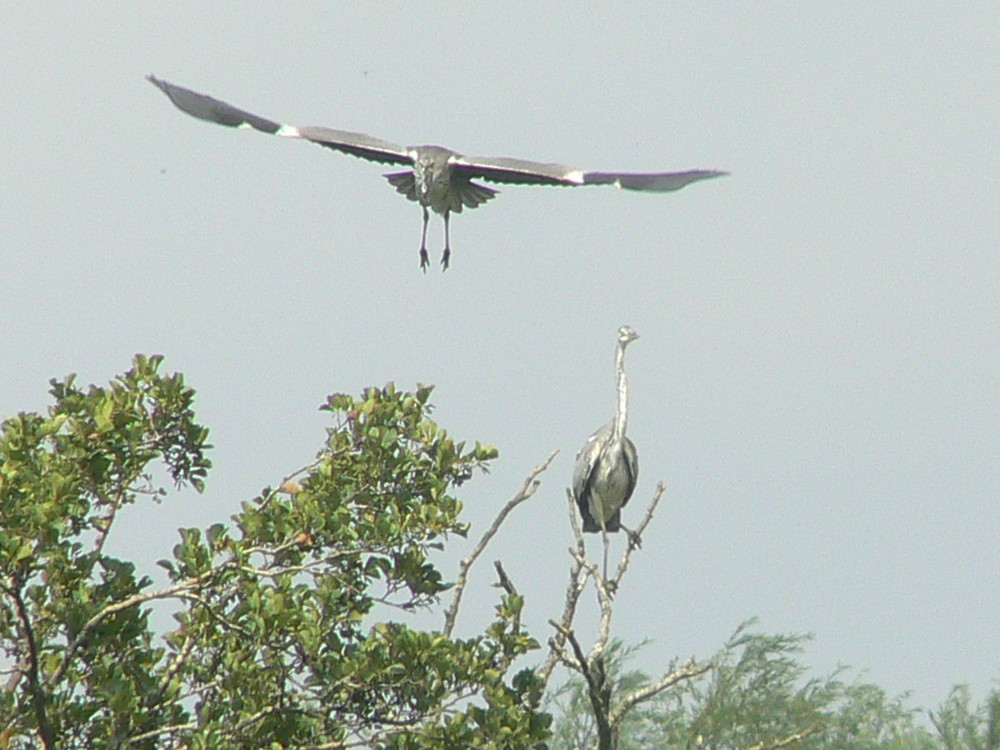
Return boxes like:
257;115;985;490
618;326;640;347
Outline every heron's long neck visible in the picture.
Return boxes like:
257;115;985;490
611;343;628;443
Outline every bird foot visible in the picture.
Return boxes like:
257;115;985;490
622;526;642;550
419;248;430;272
441;247;451;271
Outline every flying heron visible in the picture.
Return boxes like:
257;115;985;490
572;326;640;580
148;76;727;271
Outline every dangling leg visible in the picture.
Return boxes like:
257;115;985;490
601;527;610;582
419;206;430;272
441;211;451;270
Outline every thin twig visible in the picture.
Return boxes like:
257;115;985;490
574;553;614;665
609;481;665;590
742;726;820;750
442;450;557;637
492;560;517;597
609;658;712;725
538;489;591;688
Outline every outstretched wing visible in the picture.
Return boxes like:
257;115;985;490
584;169;727;192
452;156;587;186
147;75;413;166
453;154;727;191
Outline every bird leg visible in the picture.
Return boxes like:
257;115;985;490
419;206;431;272
441;211;451;270
601;526;610;582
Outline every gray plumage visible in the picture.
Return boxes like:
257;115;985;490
572;326;640;536
147;76;727;271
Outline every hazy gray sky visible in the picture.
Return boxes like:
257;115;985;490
3;4;998;710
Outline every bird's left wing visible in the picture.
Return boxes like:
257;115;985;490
583;169;728;192
451;156;588;186
147;75;413;166
452;155;728;192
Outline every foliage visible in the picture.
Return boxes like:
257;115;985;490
0;358;548;748
546;639;660;750
930;684;1000;750
548;621;968;750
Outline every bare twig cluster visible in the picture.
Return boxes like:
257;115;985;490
539;480;712;750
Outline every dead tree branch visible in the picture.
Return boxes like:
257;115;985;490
742;726;820;750
609;658;712;725
443;450;558;637
608;481;665;590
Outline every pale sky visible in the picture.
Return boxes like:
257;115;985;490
3;4;998;710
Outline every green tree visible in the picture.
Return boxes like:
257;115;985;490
1;357;549;748
930;684;1000;750
548;623;1000;750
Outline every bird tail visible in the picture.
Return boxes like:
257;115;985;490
453;180;498;213
581;509;621;533
383;172;418;202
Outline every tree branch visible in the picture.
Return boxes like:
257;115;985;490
548;619;615;750
49;565;229;686
608;481;665;590
1;578;56;750
742;725;820;750
538;488;591;689
609;658;712;725
443;450;557;637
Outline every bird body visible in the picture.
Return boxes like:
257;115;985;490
147;76;727;270
573;424;638;533
572;326;640;539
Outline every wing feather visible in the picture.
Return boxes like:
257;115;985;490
453;155;726;192
452;156;585;186
584;169;728;192
147;75;412;166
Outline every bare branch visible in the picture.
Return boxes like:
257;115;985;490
493;560;524;655
609;481;665;590
742;725;820;750
443;450;557;637
492;560;517;597
549;619;615;750
570;551;615;666
538;489;591;688
609;658;712;725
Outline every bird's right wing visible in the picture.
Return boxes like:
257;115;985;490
147;76;413;166
573;424;615;501
583;169;728;192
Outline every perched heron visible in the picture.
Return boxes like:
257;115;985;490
147;76;727;271
572;326;640;580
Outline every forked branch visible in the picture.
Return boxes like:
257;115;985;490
443;450;558;637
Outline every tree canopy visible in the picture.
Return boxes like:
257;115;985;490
2;357;997;749
1;357;545;748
